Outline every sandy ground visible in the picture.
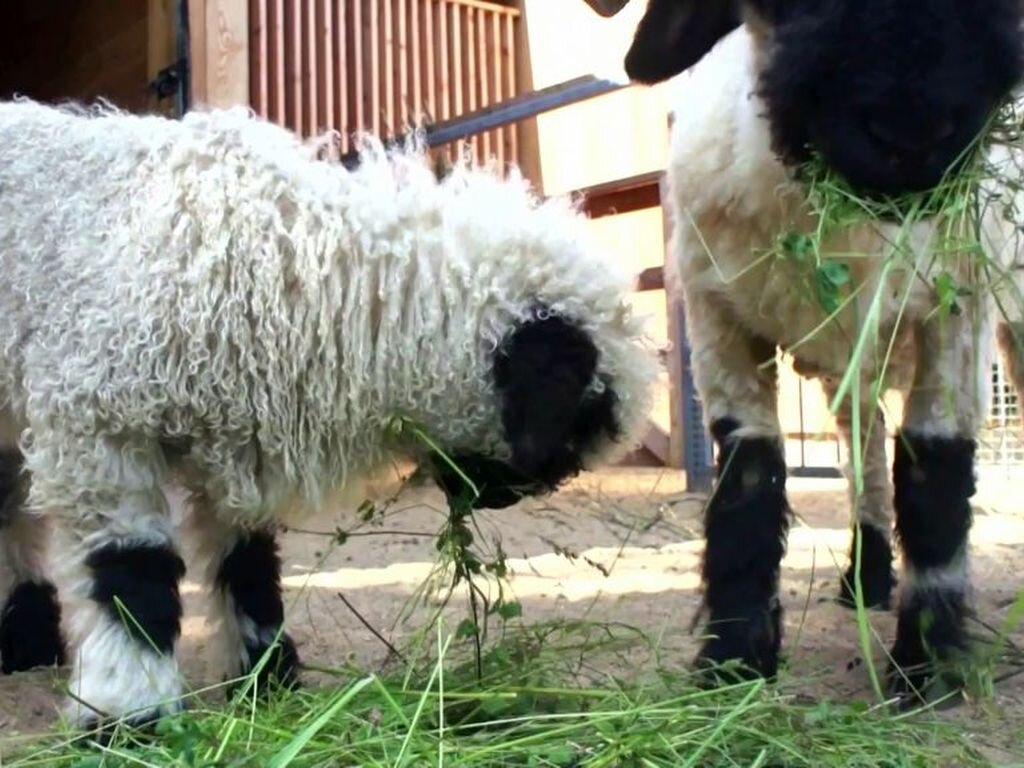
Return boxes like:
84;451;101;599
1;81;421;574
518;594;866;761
2;467;1023;761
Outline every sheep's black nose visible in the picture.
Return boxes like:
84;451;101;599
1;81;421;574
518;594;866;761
864;111;955;157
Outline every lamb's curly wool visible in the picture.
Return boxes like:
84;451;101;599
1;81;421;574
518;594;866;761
0;98;655;723
0;99;652;519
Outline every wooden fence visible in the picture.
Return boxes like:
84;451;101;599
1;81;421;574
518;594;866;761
247;0;523;168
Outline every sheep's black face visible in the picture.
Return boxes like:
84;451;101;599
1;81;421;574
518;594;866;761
621;0;1023;198
431;312;621;510
754;0;1023;197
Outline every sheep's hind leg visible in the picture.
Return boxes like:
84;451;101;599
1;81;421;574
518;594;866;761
29;436;185;728
687;293;791;683
824;384;896;611
0;448;66;673
888;316;985;704
188;509;298;697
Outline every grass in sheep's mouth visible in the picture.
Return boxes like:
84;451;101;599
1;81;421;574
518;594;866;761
2;621;1008;767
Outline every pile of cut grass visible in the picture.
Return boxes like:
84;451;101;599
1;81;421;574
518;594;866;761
1;621;1005;767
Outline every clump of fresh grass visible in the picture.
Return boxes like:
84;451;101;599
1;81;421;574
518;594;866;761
384;416;523;676
2;621;1007;767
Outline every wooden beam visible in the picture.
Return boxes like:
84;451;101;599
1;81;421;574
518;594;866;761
635;265;664;293
572;170;662;219
190;0;249;108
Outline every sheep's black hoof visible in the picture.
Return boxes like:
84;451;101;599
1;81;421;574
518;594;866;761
228;633;301;699
0;581;66;674
836;526;896;611
886;589;969;709
77;707;173;747
693;603;782;686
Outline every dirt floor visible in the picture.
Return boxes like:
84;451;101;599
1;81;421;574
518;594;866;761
2;467;1023;761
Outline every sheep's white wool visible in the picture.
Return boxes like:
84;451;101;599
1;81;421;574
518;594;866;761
65;607;183;726
0;99;654;527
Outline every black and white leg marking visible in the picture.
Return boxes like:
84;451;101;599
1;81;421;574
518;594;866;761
0;448;66;674
214;529;298;694
695;417;792;681
888;431;975;702
828;400;896;611
70;538;186;727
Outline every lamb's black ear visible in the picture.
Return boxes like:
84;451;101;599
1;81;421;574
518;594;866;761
493;314;605;487
624;0;741;84
582;0;632;17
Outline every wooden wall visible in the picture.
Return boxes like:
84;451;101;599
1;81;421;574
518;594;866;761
0;1;158;112
243;0;524;168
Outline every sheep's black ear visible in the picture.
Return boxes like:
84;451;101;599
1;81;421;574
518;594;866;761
624;0;741;84
494;314;614;488
582;0;632;17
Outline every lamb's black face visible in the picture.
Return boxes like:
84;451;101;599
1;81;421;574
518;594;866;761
430;312;621;510
621;0;1024;198
756;0;1023;197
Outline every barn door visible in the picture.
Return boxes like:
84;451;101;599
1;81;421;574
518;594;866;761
147;0;191;116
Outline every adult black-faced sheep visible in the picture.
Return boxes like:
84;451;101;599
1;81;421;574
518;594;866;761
593;0;1024;701
0;98;656;726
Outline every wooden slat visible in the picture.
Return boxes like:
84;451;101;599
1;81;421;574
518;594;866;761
283;0;298;129
303;0;316;135
381;0;394;135
410;0;421;125
318;0;335;134
397;0;408;130
350;0;363;138
336;0;347;136
269;0;285;122
423;0;434;121
365;0;379;136
503;12;517;164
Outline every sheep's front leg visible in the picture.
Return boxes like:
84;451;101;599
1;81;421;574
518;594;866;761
189;510;298;695
0;448;66;673
888;315;985;701
823;383;896;611
687;293;791;682
27;436;185;727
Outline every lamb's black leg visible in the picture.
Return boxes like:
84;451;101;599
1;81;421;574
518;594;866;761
0;449;66;673
215;529;299;695
837;523;896;611
888;431;974;703
694;418;792;682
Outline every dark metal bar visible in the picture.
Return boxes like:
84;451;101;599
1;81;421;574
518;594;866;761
340;74;629;168
423;75;628;146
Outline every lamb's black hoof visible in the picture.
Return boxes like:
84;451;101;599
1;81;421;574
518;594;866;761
78;707;173;747
836;526;896;611
886;589;969;709
227;633;301;699
0;581;66;673
693;603;782;687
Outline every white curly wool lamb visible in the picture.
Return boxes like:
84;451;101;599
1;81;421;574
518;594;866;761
0;98;655;725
